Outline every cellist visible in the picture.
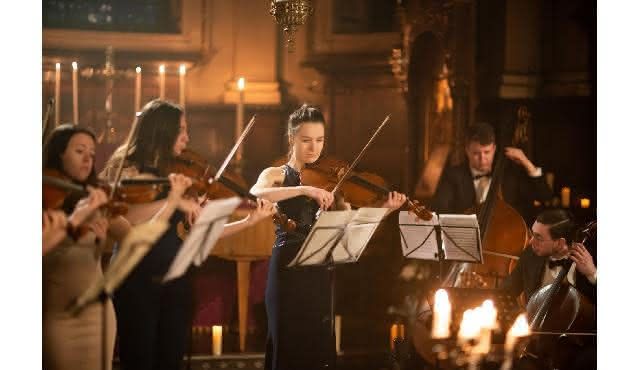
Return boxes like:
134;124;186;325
501;209;596;370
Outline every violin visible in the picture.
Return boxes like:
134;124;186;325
300;156;433;220
167;149;296;234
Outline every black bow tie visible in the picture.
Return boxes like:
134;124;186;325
547;258;568;269
473;172;492;180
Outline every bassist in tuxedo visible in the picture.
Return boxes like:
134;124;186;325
430;122;552;224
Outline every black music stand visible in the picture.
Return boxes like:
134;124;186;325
287;207;388;352
399;212;483;286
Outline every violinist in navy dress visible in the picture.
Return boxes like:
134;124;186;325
250;104;407;370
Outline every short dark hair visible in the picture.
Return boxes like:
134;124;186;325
466;122;495;146
287;103;325;137
536;209;575;242
43;123;98;185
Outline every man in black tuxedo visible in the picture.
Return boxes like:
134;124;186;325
502;209;596;370
430;122;552;224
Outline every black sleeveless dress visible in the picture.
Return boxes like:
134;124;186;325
264;165;336;370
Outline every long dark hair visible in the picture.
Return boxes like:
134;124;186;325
43;123;98;185
104;99;183;176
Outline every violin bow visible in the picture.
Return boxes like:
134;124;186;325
214;114;257;181
330;115;391;197
109;114;142;200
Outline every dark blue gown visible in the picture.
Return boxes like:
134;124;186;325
264;165;336;370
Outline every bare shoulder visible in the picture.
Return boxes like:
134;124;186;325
255;166;286;187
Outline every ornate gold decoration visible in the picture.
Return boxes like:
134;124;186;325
268;0;314;52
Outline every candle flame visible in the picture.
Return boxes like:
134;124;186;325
72;62;78;70
136;66;141;74
180;64;186;75
237;77;245;90
509;314;530;337
480;299;498;329
434;289;450;311
458;308;481;339
55;63;60;70
159;64;165;73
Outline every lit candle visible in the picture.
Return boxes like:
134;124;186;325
545;172;554;190
474;300;497;355
135;66;141;113
212;325;222;356
501;314;530;370
159;64;165;99
458;308;481;344
580;198;590;208
561;187;570;208
55;63;61;127
431;289;451;338
179;64;186;108
235;77;245;164
72;62;78;124
390;323;403;350
335;315;342;353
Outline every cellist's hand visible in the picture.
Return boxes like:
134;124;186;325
569;242;596;278
381;191;407;212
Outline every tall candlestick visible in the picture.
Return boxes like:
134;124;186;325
55;63;61;127
235;77;246;166
135;66;141;113
431;289;451;338
72;62;78;124
159;64;165;100
179;64;186;108
335;315;342;354
561;187;570;208
212;325;222;356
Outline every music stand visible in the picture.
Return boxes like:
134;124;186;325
71;219;169;370
287;207;388;351
163;197;242;282
398;212;483;286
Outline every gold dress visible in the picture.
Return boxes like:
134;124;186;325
43;232;116;370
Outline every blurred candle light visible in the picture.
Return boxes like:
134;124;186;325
179;64;186;108
501;314;530;370
159;64;165;99
335;315;342;354
72;62;78;124
580;198;590;208
55;63;61;126
212;325;222;356
431;289;451;338
135;66;141;113
561;187;570;208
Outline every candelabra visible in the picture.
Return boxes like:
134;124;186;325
268;0;314;52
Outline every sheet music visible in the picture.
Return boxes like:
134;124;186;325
439;214;482;262
398;211;440;260
333;207;387;263
287;208;387;267
163;197;242;282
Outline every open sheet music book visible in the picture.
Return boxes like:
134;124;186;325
287;207;388;267
163;197;242;282
398;212;482;263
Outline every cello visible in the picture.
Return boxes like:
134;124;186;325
519;221;597;370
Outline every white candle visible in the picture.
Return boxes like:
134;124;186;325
235;77;246;164
561;187;570;208
501;314;530;370
335;315;342;353
55;63;61;127
72;62;78;124
159;64;165;99
474;300;497;355
431;289;451;338
179;64;186;108
135;66;141;113
212;325;222;356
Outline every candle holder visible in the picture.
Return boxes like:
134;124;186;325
268;0;314;51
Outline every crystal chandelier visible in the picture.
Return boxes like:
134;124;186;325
268;0;314;52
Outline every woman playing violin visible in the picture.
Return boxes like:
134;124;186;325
42;123;195;370
101;99;275;370
250;104;406;370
